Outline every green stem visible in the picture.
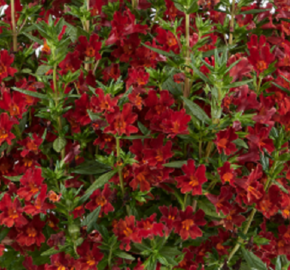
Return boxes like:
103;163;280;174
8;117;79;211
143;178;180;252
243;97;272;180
229;0;235;45
183;193;189;211
11;0;17;52
116;138;130;215
183;13;190;98
53;62;65;160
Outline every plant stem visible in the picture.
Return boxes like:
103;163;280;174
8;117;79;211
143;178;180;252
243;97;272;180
221;208;256;268
220;160;277;268
116;138;130;215
183;193;189;211
229;0;235;45
184;13;190;98
84;0;90;71
53;63;65;160
11;0;17;52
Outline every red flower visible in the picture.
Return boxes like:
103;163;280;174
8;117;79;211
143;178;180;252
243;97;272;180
113;215;141;251
247;35;275;76
173;206;206;240
76;34;102;60
16;215;46;247
176;159;207;196
256;184;280;219
246;124;275;154
85;184;114;215
235;165;265;205
159;205;180;233
76;241;104;270
18;133;43;157
144;90;174;120
143;134;173;168
45;252;75;270
90;88;118;114
0;50;17;83
126;67;149;90
59;51;81;75
0;91;27;119
104;103;138;136
0;193;28;228
0;113;18;146
155;27;180;54
214;127;238;155
137;213;164;239
206;186;233;216
218;162;236;186
23;185;55;216
219;205;246;231
160;109;191;138
17;168;45;201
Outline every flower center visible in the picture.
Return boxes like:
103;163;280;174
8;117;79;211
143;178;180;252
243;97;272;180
123;226;133;237
155;149;163;162
27;227;37;238
182;219;194;231
171;121;180;134
189;175;199;187
256;60;267;71
0;129;8;140
8;208;18;219
29;183;39;194
0;63;7;75
85;46;95;58
114;118;127;134
223;172;233;182
217;138;228;149
95;196;107;207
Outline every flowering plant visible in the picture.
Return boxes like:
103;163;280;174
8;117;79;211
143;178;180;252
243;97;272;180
0;0;290;269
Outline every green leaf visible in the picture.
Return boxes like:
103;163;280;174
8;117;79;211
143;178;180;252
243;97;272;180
114;251;135;260
163;160;187;168
35;65;52;76
2;175;22;182
272;82;290;96
41;244;68;256
198;199;226;218
71;160;111;175
239;8;271;14
12;87;48;99
233;138;248;149
0;227;10;242
53;137;67;153
228;79;252;89
21;32;44;45
159;246;183;257
79;170;117;205
260;152;269;171
81;206;101;233
181;97;210;124
276;256;282;270
241;247;268;270
0;142;8;154
273;180;289;194
142;42;176;58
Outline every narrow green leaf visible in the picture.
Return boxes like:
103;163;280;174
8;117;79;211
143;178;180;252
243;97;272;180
272;82;290;96
12;87;48;99
240;8;271;14
182;97;210;124
114;251;135;260
163;160;187;168
79;170;117;205
142;43;176;58
81;206;101;233
41;245;68;256
241;247;268;270
3;175;22;182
